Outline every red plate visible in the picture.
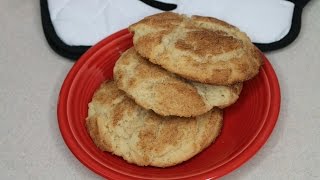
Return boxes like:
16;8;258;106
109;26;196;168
57;29;280;179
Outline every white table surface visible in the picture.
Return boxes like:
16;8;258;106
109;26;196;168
0;1;319;179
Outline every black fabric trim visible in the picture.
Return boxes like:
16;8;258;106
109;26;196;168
40;0;90;60
40;0;311;60
254;0;311;52
288;0;310;7
138;0;177;11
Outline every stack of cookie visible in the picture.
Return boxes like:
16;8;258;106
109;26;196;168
86;12;262;167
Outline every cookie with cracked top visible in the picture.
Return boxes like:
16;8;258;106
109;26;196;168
129;12;262;85
114;48;242;117
86;81;223;167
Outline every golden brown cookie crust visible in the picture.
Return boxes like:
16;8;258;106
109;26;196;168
86;81;223;167
114;48;242;117
129;12;263;85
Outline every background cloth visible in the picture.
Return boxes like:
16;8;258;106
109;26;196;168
41;0;309;59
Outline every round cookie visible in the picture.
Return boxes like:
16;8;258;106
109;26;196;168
86;81;223;167
129;12;263;85
114;48;242;117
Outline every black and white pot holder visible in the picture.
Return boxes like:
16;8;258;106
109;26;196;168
40;0;311;60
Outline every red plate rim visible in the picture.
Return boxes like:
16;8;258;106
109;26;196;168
57;29;281;179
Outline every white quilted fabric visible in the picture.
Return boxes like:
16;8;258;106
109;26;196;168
47;0;294;46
